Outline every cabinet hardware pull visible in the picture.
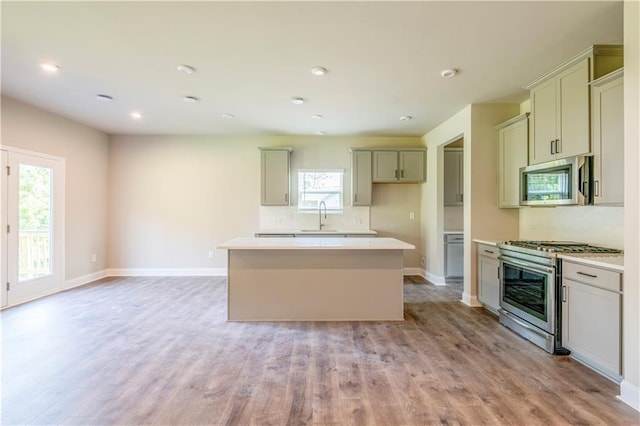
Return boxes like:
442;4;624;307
594;180;600;197
285;193;288;202
401;170;405;178
354;194;358;202
577;271;598;278
484;250;495;254
556;139;561;153
562;285;567;302
551;140;555;155
395;170;398;178
497;266;500;280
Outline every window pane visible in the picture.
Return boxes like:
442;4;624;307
18;164;53;281
298;170;343;211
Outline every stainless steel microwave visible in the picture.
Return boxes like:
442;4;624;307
520;156;593;206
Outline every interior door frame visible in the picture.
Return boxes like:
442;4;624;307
1;145;65;308
1;149;8;308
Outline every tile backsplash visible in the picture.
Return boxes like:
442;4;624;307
259;206;371;230
519;205;624;249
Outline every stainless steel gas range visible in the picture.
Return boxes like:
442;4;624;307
496;240;622;354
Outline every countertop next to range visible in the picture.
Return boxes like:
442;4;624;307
472;238;499;246
558;253;624;273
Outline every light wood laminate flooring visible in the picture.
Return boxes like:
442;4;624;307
2;276;639;425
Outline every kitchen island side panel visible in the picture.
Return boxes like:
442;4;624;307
227;249;404;321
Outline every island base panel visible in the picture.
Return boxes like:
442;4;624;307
227;249;404;321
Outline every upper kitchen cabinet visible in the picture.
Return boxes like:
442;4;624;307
496;113;528;208
259;147;292;206
351;149;372;206
525;45;623;165
372;149;426;183
591;69;624;205
444;148;463;205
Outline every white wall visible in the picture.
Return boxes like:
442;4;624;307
621;0;640;410
421;104;521;302
108;135;424;273
0;96;110;286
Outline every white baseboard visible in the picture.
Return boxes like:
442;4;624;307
618;380;640;412
107;268;227;277
404;267;424;276
64;270;109;290
461;292;483;307
424;271;447;286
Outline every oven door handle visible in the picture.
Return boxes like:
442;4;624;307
498;256;555;274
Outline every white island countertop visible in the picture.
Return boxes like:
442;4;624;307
219;237;414;250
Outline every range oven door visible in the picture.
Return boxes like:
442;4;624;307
499;256;556;334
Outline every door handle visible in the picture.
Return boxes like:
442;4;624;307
562;285;567;302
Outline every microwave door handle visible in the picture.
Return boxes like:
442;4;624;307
498;256;555;275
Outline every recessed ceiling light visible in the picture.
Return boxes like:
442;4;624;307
311;66;327;76
177;64;196;74
130;111;143;119
291;97;305;105
96;94;113;101
316;131;326;135
400;115;412;121
221;113;235;119
183;96;200;103
311;115;324;120
440;69;458;78
40;62;60;73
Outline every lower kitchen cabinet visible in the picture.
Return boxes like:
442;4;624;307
444;233;463;280
561;260;622;381
476;243;500;314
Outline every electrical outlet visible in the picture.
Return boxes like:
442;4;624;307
409;212;415;220
91;254;97;263
208;250;214;259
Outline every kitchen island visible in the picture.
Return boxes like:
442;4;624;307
218;237;414;321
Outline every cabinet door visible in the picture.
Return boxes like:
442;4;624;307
529;78;557;165
444;149;462;205
372;151;399;182
592;74;624;205
445;238;463;278
261;149;290;206
351;150;372;206
399;151;425;182
478;254;500;313
498;117;528;208
557;59;590;158
562;279;621;376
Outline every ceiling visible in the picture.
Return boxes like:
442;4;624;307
1;1;624;137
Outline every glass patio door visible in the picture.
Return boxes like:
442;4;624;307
1;149;64;307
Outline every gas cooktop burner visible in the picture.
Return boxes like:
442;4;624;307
501;240;622;254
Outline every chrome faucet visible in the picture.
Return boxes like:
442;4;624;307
318;201;327;229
